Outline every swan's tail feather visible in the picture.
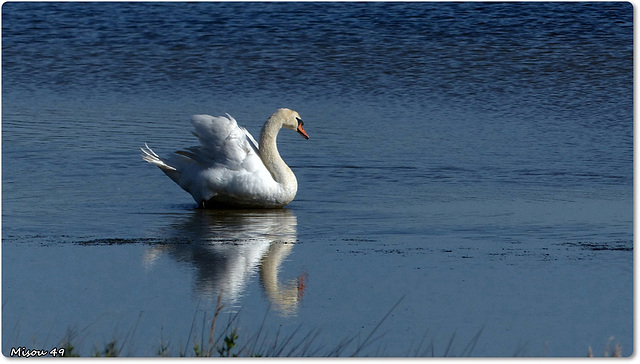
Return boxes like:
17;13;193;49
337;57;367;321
141;143;177;171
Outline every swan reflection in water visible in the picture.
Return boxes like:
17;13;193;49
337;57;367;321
143;208;306;316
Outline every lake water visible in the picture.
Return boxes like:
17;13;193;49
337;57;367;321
2;2;633;357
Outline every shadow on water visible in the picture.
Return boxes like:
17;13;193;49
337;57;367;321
143;208;306;316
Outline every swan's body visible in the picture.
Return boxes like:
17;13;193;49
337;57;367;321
141;108;309;208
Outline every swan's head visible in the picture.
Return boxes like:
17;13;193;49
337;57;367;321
273;108;309;139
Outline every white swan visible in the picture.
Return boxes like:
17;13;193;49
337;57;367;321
141;108;309;208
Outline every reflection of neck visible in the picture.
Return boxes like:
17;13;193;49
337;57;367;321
259;243;300;315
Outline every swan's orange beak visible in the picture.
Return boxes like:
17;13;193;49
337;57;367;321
297;122;309;139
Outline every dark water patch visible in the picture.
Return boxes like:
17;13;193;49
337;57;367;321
3;2;632;114
332;238;632;264
74;237;272;246
76;237;170;246
561;240;632;252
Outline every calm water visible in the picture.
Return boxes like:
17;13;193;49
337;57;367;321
2;2;633;357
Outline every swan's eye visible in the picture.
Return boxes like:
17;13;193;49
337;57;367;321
296;117;303;126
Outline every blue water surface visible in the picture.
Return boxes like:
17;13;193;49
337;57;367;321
2;2;633;357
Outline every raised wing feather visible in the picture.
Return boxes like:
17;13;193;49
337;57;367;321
185;114;261;171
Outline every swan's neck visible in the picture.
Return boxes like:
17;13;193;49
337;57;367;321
259;117;298;194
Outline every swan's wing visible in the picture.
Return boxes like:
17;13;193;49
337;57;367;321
143;114;273;205
240;125;260;156
191;113;238;148
186;113;261;170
